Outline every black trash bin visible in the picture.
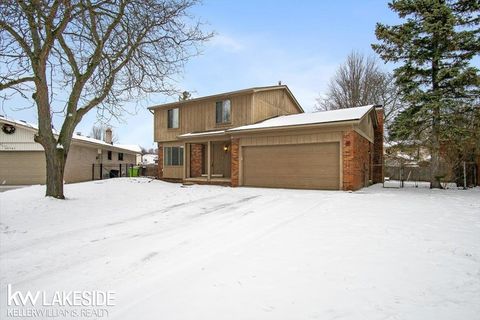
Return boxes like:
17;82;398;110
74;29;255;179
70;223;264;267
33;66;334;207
109;169;119;178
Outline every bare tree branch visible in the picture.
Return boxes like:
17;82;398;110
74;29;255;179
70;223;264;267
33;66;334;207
0;0;212;198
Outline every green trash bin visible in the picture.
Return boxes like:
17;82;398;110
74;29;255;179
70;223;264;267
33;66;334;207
128;166;140;177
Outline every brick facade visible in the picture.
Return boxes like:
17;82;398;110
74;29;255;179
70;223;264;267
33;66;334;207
230;138;240;187
157;143;163;178
190;144;204;178
343;130;372;191
373;107;384;183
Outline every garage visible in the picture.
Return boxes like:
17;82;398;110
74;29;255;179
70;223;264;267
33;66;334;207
242;142;340;190
0;151;46;185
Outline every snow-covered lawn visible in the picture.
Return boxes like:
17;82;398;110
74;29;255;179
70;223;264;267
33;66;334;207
1;178;479;319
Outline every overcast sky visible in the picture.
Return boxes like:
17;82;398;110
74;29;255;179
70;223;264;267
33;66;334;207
2;1;402;149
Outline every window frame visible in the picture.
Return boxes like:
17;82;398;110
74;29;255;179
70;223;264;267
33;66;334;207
118;152;124;161
167;108;179;129
164;146;184;166
215;99;231;124
107;150;112;160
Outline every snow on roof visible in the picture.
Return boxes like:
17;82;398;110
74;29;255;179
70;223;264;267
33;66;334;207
229;105;375;132
178;130;226;138
0;115;141;154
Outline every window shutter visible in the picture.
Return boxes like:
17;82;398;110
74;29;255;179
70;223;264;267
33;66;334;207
216;102;222;123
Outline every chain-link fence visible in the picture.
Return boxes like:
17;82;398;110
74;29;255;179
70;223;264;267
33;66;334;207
383;161;478;189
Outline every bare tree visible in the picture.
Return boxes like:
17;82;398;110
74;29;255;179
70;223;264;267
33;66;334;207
0;0;212;198
89;124;117;142
90;125;103;141
315;52;383;111
315;51;405;140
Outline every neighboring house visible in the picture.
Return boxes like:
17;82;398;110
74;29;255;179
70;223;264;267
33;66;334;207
0;116;141;185
149;85;383;191
141;153;158;165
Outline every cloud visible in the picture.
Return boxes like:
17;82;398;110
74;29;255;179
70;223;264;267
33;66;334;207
209;34;245;53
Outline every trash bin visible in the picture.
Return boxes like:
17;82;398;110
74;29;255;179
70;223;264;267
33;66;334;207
109;169;119;178
128;166;140;177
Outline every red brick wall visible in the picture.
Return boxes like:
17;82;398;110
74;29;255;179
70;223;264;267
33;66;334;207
157;143;163;178
343;131;372;191
373;107;384;183
230;138;240;187
190;144;203;178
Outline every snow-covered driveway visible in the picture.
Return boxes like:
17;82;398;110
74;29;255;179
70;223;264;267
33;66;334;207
1;178;479;319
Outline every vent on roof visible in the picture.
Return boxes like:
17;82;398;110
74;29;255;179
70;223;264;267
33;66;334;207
76;132;82;136
20;120;27;123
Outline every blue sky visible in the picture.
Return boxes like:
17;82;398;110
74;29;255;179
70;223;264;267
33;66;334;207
3;1;401;149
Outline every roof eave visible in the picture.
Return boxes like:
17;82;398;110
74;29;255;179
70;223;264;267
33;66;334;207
228;119;361;135
147;85;303;112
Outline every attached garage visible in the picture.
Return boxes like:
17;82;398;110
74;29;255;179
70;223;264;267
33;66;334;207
0;151;46;185
242;142;340;190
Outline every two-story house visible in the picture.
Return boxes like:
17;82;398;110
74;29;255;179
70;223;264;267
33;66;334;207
149;85;384;190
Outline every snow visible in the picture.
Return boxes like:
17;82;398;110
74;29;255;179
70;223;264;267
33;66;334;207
0;115;141;154
179;130;226;138
230;105;375;131
0;179;479;319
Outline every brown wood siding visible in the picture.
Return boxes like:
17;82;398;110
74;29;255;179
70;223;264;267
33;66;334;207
162;142;185;179
242;142;340;190
0;151;46;185
154;93;253;142
252;90;301;123
211;141;231;178
163;166;183;179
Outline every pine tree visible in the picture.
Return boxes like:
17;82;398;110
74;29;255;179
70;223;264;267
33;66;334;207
372;0;480;188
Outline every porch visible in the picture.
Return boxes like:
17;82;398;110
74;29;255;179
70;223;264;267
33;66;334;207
183;138;232;185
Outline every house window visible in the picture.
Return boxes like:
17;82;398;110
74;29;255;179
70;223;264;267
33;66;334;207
164;146;184;166
107;151;112;160
216;100;231;124
118;153;124;161
167;108;179;128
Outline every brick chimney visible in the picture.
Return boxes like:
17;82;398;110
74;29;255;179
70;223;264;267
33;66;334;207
372;106;384;183
105;127;113;144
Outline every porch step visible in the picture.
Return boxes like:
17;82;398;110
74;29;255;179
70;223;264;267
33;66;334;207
200;174;224;178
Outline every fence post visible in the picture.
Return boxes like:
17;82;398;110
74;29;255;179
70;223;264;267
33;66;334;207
92;164;94;181
119;164;122;177
463;161;467;189
100;163;103;180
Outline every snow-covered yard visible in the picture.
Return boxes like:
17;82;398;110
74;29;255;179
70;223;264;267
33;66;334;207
1;178;479;319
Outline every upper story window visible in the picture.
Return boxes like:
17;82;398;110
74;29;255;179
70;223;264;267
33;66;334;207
167;108;179;129
107;151;112;160
216;100;231;124
118;152;124;161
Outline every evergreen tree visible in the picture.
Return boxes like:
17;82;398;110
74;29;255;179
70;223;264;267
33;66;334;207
372;0;480;188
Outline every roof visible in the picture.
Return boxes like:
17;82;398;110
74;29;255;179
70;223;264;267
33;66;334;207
0;115;142;154
178;130;226;138
229;105;376;132
148;85;304;113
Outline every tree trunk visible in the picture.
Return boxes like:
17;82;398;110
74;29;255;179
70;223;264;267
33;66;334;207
430;35;442;189
430;146;443;189
430;107;443;189
44;146;67;199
